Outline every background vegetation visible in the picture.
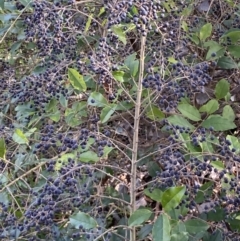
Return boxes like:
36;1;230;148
1;0;240;240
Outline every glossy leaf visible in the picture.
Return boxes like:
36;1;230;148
0;138;6;159
88;92;108;107
161;186;186;211
100;105;117;123
199;23;212;42
80;151;99;163
152;213;171;241
177;103;201;121
199;99;219;114
70;212;97;229
68;68;87;91
12;129;28;145
214;79;229;99
184;219;209;234
128;209;152;227
201;115;236;131
222;105;235;121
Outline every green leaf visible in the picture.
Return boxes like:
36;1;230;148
226;135;240;154
222;105;235;121
55;153;76;170
195;182;213;203
199;23;212;42
70;212;97;229
171;232;188;241
10;40;22;54
138;224;153;240
167;115;194;130
68;68;87;91
98;7;105;16
204;41;224;60
124;53;139;76
184;219;209;234
80;151;99;163
222;29;240;43
0;0;4;9
111;25;126;45
203;229;223;241
0;138;6;159
201;115;236;131
59;94;68;108
199;99;219;114
214;79;230;99
84;14;92;33
172;221;186;233
161;186;186;212
217;56;238;69
144;188;162;202
88;92;108;107
49;110;61;122
227;45;240;58
13;129;28;145
100;105;117;123
128;209;152;227
177;104;201;121
112;71;125;82
152;213;171;241
147;106;165;121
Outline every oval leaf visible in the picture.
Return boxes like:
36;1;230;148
184;219;209;234
144;188;162;202
152;213;171;241
0;138;6;159
201;115;236;131
199;99;219;114
13;129;28;145
88;92;108;107
161;186;186;212
80;151;99;163
128;209;152;227
199;23;212;42
68;68;87;91
177;104;201;121
100;105;117;123
222;105;235;121
70;211;97;229
214;79;230;99
167;115;194;130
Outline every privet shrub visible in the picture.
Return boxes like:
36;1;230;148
1;0;240;240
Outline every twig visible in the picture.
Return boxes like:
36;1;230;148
130;27;146;241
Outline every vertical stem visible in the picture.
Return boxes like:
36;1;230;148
130;30;146;241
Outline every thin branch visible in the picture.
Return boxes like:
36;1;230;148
130;27;146;241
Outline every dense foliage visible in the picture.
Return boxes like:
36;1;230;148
1;0;240;240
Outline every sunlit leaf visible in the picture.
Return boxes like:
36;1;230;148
199;23;212;42
199;99;219;114
177;104;201;121
13;129;28;145
161;186;186;211
68;68;87;91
